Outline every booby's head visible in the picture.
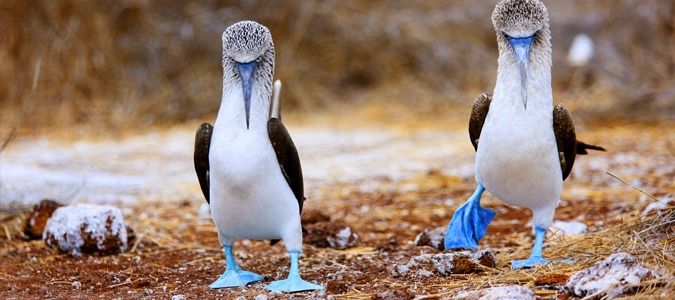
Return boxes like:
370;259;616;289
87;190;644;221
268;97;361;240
492;0;550;109
222;21;275;129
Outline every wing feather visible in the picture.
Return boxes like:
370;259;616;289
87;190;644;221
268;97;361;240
469;93;492;151
268;118;304;213
194;123;213;203
552;104;578;180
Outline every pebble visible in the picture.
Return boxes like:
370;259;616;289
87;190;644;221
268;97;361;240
566;252;657;299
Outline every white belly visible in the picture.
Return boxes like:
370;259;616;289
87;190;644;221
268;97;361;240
475;108;562;212
208;127;301;248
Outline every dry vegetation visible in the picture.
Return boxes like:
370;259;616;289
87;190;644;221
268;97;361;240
0;1;673;299
0;0;673;131
1;121;673;299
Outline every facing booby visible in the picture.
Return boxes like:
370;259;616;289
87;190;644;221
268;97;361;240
443;0;604;269
193;20;322;292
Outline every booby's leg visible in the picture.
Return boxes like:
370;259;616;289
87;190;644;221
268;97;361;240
511;226;550;269
209;244;264;289
266;251;323;293
444;184;496;250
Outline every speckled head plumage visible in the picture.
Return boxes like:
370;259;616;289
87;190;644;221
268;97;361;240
222;21;274;63
492;0;548;38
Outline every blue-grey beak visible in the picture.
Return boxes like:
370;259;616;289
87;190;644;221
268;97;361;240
508;35;534;109
236;61;256;129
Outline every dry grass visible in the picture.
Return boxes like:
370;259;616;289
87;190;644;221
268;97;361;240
0;1;673;132
1;185;672;299
1;120;673;298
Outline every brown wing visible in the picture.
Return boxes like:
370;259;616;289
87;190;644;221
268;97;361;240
469;93;492;151
194;123;213;203
268;118;304;213
552;104;578;180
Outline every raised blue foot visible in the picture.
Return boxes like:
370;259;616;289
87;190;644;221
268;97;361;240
511;226;550;269
266;251;323;293
209;245;263;289
444;184;496;250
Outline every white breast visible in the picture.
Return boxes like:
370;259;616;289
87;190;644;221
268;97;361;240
207;87;302;250
475;65;562;228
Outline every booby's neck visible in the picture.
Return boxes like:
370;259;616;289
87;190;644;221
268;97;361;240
493;36;553;113
216;81;271;131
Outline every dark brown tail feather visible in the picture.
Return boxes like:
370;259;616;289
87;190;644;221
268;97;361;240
576;141;606;155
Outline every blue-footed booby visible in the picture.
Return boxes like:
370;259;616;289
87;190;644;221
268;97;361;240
443;0;605;269
193;20;322;292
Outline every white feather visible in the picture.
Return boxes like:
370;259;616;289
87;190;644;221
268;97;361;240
475;52;561;229
209;81;302;251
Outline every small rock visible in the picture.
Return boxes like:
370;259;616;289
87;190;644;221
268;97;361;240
43;204;129;257
551;220;587;236
71;281;82;289
391;250;496;277
304;221;359;249
171;295;186;300
566;252;657;299
414;227;445;250
253;295;268;300
372;289;415;300
454;285;535;300
24;199;63;239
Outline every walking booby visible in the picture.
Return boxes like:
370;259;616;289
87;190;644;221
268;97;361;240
193;21;322;292
443;0;604;269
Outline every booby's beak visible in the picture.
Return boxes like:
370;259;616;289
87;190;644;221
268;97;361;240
236;61;257;129
508;35;534;110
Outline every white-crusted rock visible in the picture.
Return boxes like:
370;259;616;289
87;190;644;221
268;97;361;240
391;250;496;277
414;227;446;250
566;252;657;299
43;204;129;256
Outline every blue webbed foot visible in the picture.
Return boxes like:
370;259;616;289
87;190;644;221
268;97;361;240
209;269;264;288
208;244;263;289
444;184;495;250
511;256;550;269
511;226;556;270
266;251;323;293
266;275;323;293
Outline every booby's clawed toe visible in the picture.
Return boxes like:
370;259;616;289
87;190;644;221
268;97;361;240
209;269;264;289
266;251;323;293
444;184;495;250
511;256;550;269
511;226;552;269
266;275;323;293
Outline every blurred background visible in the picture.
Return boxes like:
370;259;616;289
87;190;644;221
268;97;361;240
0;0;673;133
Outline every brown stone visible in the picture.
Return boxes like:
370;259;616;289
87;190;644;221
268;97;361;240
23;199;63;239
303;220;358;249
414;227;446;250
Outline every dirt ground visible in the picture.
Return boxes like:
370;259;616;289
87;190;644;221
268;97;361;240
1;111;673;299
